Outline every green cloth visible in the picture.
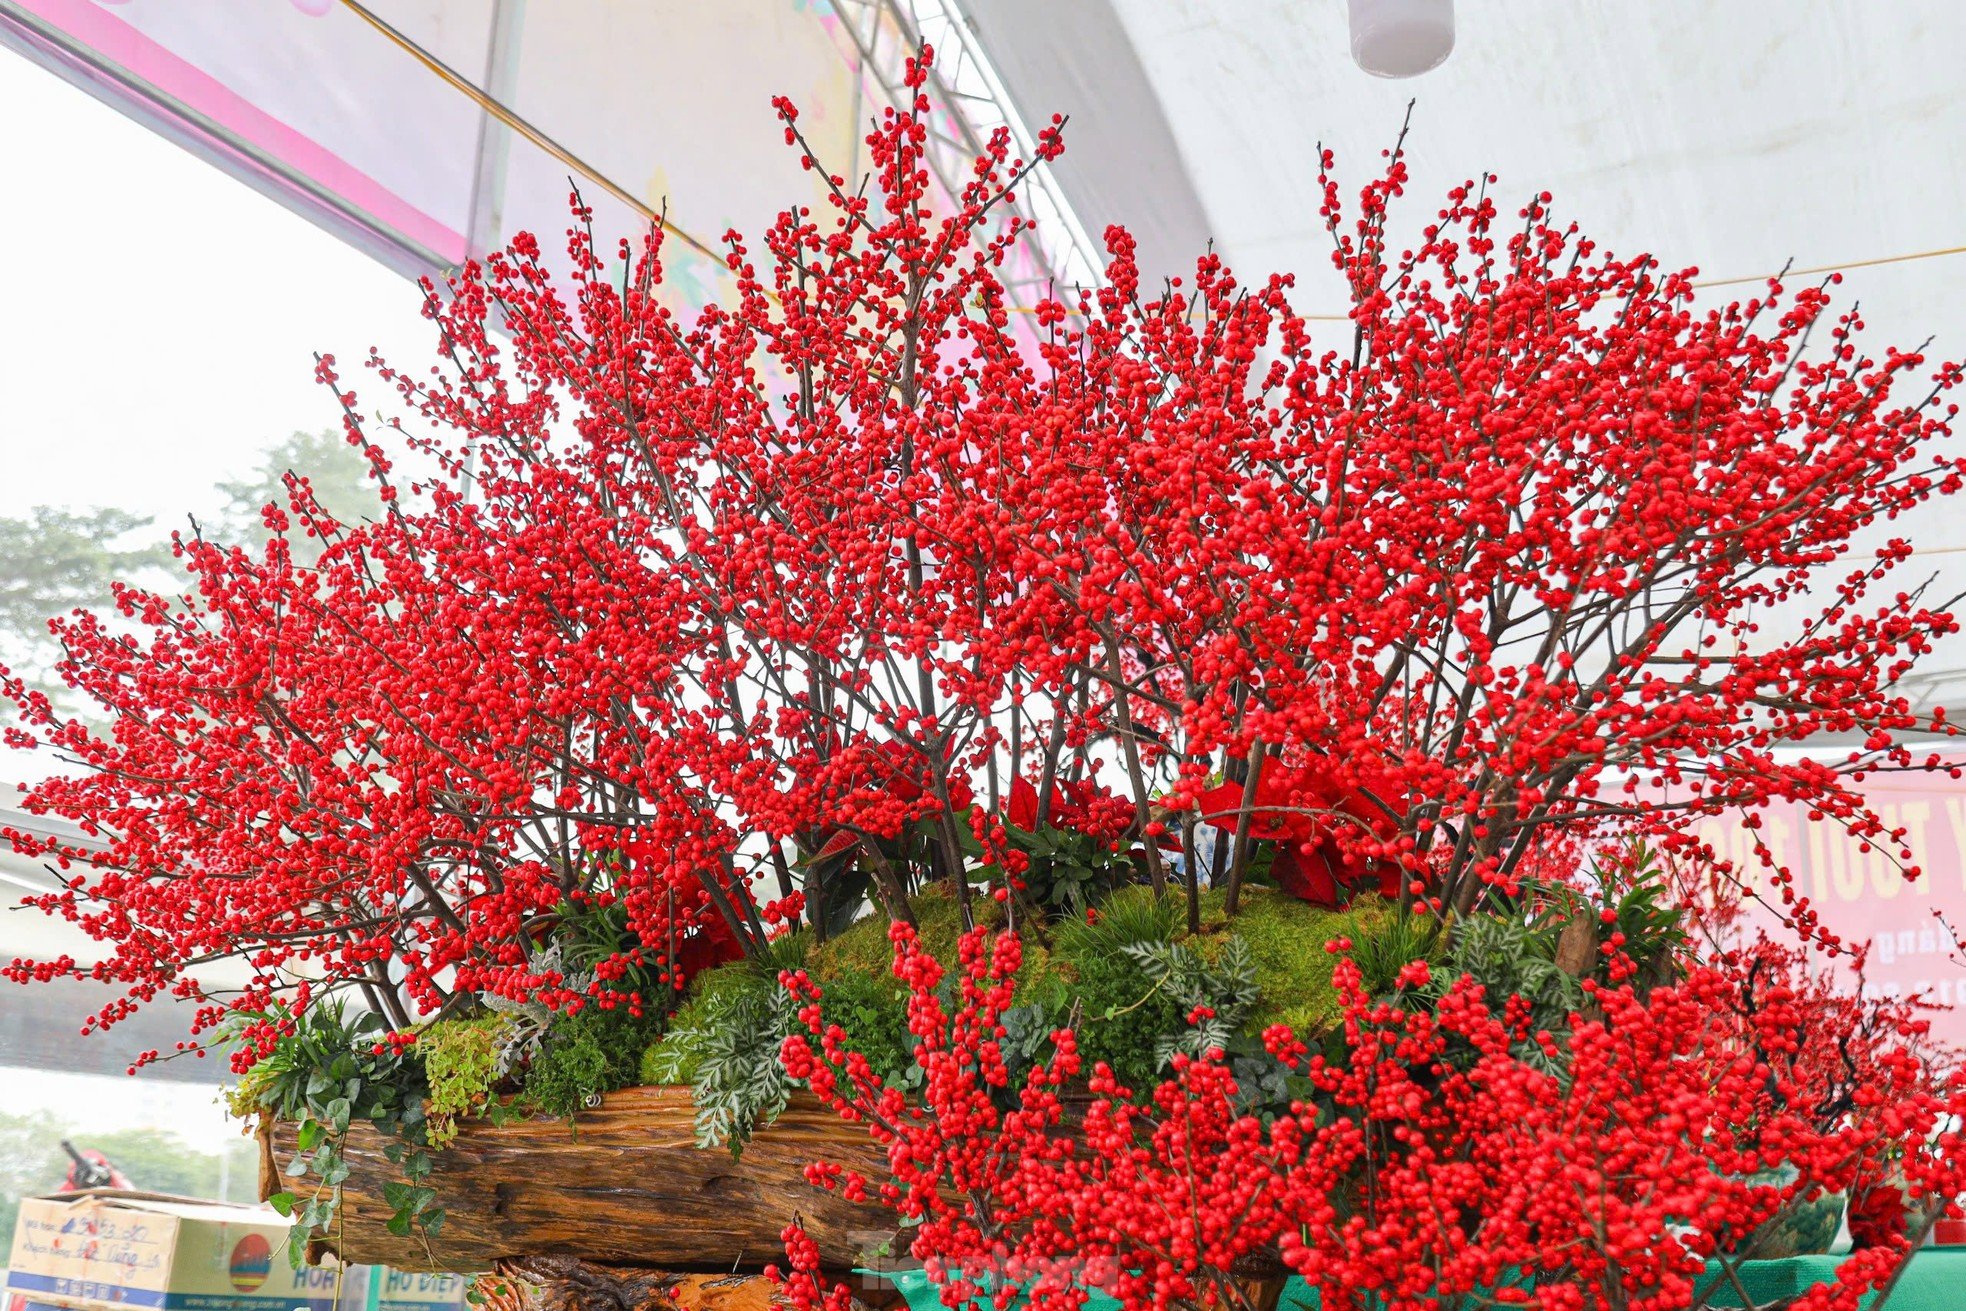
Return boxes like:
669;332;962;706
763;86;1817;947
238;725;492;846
1694;1249;1964;1309
875;1251;1964;1310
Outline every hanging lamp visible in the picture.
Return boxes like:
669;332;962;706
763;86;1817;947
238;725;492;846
1348;0;1455;78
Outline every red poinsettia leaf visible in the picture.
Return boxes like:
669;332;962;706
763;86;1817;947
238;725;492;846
1375;863;1406;899
1008;777;1040;831
1335;782;1403;836
1193;778;1305;842
1272;841;1344;908
812;827;860;862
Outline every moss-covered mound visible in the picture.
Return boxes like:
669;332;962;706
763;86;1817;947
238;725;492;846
644;882;1387;1094
1204;886;1391;1033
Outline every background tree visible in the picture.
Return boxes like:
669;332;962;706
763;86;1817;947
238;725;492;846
82;1124;260;1200
0;1108;67;1237
211;428;381;563
0;506;172;702
0;1109;257;1238
0;431;378;704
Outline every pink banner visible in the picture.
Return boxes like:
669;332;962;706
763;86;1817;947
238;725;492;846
1685;765;1966;1047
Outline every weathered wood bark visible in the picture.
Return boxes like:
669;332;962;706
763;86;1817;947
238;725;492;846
261;1087;895;1274
485;1261;903;1311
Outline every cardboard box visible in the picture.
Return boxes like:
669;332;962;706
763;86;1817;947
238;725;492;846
3;1193;466;1311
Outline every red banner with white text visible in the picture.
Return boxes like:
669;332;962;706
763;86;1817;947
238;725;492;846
1684;765;1966;1049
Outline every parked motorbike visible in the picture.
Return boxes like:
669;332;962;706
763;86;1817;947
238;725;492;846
59;1138;133;1191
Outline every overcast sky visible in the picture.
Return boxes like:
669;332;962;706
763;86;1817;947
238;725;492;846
0;54;438;528
0;48;454;1156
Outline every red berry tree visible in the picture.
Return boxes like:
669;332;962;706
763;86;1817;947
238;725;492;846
2;49;1962;1308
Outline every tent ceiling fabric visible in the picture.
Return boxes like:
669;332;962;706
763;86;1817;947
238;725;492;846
961;0;1211;290
970;0;1966;676
5;0;1965;670
983;1;1965;341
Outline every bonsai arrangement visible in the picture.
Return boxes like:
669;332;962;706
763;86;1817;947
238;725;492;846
6;48;1966;1311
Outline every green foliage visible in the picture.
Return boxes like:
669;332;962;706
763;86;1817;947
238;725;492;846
1121;936;1259;1068
816;966;917;1088
1051;886;1360;1099
997;816;1136;918
1052;884;1186;960
1055;888;1340;1114
1351;910;1446;998
226;1000;439;1265
808;882;983;986
639;933;814;1151
1429;909;1588;1071
549;887;677;1008
646;975;800;1154
1200;886;1387;1034
1383;853;1693;1081
417;1018;509;1148
1585;845;1689;991
788;884;1374;1104
656;884;1387;1140
1053;888;1190;1092
523;1003;661;1121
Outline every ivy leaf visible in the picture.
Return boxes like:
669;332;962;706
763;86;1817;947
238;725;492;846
266;1191;296;1216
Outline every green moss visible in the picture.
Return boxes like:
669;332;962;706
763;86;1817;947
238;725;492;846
644;884;1387;1100
1015;941;1069;1013
417;1017;507;1147
1205;886;1391;1034
808;883;999;986
525;1003;661;1119
1041;887;1383;1087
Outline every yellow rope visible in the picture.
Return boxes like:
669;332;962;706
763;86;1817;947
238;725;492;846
342;0;1966;322
336;3;1966;557
337;0;725;264
1692;243;1966;291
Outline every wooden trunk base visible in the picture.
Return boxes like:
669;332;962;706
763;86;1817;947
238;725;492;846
261;1088;895;1273
475;1255;1285;1311
481;1260;903;1311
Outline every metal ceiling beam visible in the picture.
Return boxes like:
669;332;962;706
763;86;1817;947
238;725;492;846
825;0;1103;306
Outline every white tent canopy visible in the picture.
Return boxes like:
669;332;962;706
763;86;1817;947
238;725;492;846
972;0;1966;683
4;0;1963;670
981;1;1965;334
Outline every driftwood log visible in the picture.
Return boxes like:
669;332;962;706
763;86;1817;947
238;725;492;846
480;1257;1276;1311
259;1086;896;1274
479;1262;905;1311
